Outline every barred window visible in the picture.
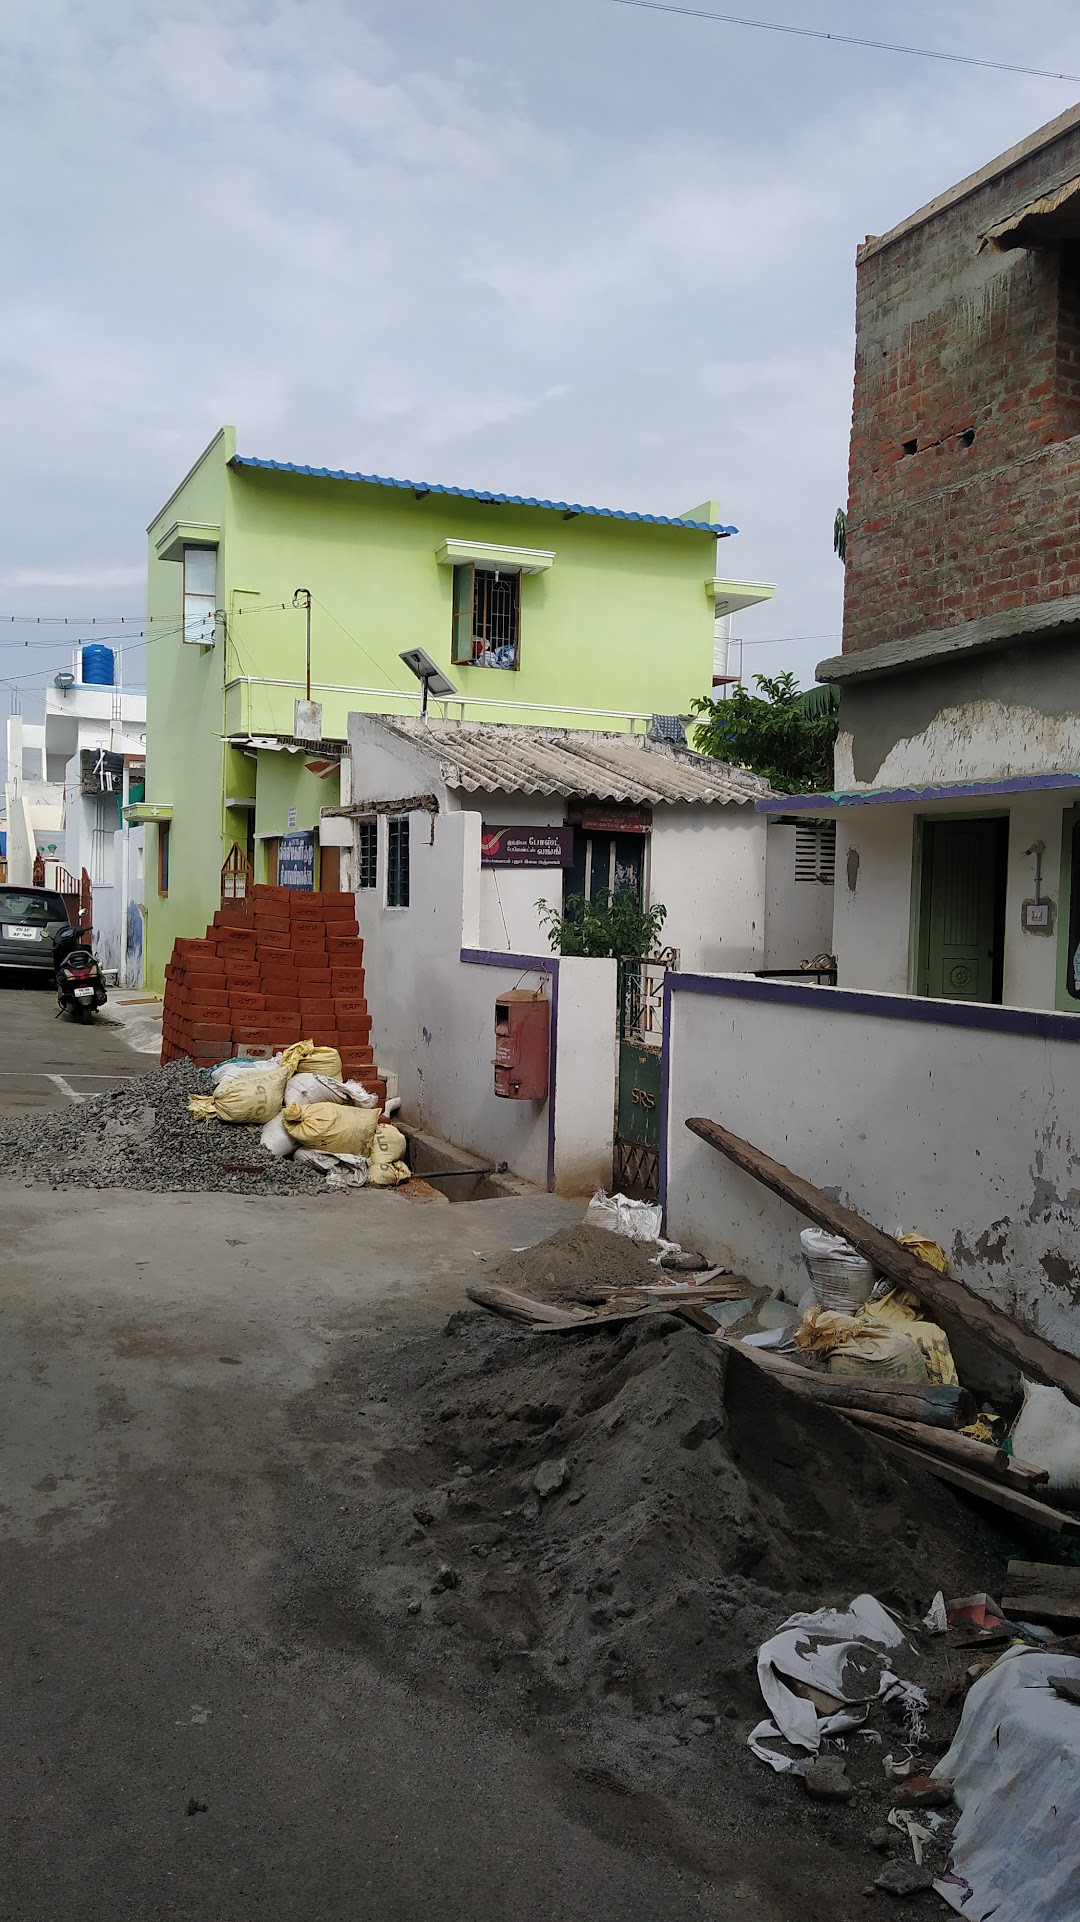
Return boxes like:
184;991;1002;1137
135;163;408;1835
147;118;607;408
387;816;410;908
451;563;520;670
357;820;377;889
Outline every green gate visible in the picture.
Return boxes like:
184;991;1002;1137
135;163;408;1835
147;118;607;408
613;954;673;1200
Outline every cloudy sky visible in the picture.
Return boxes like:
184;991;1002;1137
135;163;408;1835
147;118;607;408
3;0;1080;740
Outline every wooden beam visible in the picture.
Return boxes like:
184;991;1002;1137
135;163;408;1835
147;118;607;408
713;1335;972;1428
686;1116;1080;1407
840;1407;1049;1492
867;1434;1080;1534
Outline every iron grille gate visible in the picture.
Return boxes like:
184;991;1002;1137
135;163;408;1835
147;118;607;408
613;952;675;1200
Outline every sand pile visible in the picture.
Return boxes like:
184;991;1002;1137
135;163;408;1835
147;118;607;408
478;1220;666;1305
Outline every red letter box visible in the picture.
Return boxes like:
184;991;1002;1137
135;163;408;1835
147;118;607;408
493;989;550;1100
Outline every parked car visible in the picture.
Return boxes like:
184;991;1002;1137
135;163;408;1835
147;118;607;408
0;885;72;973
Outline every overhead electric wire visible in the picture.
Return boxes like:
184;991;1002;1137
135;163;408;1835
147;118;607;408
607;0;1080;85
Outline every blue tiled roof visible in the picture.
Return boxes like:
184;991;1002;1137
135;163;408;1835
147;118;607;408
230;455;736;535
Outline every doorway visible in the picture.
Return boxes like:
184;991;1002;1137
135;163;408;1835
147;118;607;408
564;827;645;907
917;817;1008;1003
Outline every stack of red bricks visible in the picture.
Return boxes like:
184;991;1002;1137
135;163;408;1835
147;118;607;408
160;885;384;1105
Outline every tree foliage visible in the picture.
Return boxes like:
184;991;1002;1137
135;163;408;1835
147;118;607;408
691;671;838;794
536;888;668;959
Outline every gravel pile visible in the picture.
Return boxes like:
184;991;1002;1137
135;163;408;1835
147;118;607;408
0;1060;333;1195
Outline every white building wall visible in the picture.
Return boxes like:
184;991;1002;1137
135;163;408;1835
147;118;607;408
763;821;836;967
835;699;1080;791
356;805;616;1193
664;976;1080;1366
833;809;917;995
644;804;767;971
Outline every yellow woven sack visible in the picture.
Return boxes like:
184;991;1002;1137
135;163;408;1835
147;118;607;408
282;1101;379;1156
187;1065;289;1125
795;1307;930;1384
368;1123;410;1188
279;1040;344;1081
865;1287;959;1386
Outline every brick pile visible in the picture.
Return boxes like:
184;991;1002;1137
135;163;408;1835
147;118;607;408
160;886;385;1105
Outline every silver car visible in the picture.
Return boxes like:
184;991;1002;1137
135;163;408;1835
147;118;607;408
0;885;71;972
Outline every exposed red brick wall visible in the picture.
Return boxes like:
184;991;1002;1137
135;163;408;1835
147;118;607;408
844;125;1080;655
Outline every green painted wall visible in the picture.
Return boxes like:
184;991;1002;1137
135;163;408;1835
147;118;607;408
143;426;724;986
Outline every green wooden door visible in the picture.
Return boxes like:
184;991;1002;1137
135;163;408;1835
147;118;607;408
919;819;1007;1003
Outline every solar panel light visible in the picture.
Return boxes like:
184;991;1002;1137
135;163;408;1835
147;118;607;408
399;647;458;716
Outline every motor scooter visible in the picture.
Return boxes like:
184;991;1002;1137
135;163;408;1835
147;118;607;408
53;924;108;1020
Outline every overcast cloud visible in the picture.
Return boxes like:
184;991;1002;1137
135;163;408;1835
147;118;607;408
3;0;1080;740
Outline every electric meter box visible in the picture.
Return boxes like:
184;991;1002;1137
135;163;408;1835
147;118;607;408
493;989;550;1100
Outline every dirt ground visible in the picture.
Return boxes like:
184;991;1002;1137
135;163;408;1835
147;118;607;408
0;1190;1020;1920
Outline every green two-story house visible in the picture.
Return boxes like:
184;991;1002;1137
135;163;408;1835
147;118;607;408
138;425;766;986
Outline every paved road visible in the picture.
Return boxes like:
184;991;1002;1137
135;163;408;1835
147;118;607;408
0;979;150;1112
0;1186;790;1922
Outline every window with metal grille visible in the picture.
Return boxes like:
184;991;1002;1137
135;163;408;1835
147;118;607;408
357;820;377;889
795;819;836;884
387;815;410;907
451;563;520;670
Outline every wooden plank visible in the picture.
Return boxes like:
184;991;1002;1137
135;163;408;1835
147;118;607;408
868;1434;1080;1535
686;1115;1080;1408
1002;1560;1080;1624
712;1334;971;1427
841;1407;1050;1492
465;1284;662;1331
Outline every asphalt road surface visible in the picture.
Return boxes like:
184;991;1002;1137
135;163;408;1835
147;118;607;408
0;977;149;1112
0;1185;794;1922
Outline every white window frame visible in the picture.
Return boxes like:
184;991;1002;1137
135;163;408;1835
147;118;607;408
182;545;217;646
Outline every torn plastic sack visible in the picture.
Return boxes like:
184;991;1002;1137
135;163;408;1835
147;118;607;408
260;1113;296;1159
793;1308;930;1385
748;1594;926;1775
342;1082;380;1108
282;1101;380;1157
933;1647;1080;1922
897;1233;948;1272
1010;1379;1080;1497
367;1122;410;1188
188;1064;289;1125
799;1228;876;1313
584;1190;663;1243
210;1056;277;1089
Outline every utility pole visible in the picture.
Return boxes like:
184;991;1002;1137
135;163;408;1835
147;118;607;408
293;588;312;701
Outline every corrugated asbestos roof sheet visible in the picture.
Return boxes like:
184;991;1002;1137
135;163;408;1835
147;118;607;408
230;456;737;535
369;719;773;806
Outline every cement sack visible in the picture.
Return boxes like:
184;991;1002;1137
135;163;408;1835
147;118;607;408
932;1647;1080;1921
1010;1380;1080;1497
293;1147;369;1188
367;1123;410;1188
585;1190;663;1243
188;1065;289;1125
282;1101;379;1156
800;1228;876;1314
280;1040;343;1082
342;1082;380;1108
867;1287;959;1387
260;1113;296;1159
284;1072;349;1107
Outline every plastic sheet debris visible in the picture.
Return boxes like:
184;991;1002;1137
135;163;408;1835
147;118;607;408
933;1647;1080;1921
584;1189;663;1244
749;1594;927;1774
924;1591;948;1634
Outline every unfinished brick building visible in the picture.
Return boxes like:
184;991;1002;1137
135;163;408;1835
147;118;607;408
800;106;1080;1014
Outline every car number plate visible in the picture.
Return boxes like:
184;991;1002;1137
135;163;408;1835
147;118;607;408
73;986;95;999
4;926;39;941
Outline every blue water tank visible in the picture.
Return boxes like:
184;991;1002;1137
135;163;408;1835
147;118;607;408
81;643;115;686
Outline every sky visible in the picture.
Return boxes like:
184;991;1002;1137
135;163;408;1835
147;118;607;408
4;0;1080;748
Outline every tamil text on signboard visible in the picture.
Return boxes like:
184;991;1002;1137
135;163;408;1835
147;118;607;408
278;829;316;890
480;825;574;868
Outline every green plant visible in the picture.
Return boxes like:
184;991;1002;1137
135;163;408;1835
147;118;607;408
691;670;838;794
833;506;847;562
536;888;668;959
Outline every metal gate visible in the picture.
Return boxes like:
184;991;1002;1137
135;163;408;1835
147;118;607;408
613;952;675;1200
